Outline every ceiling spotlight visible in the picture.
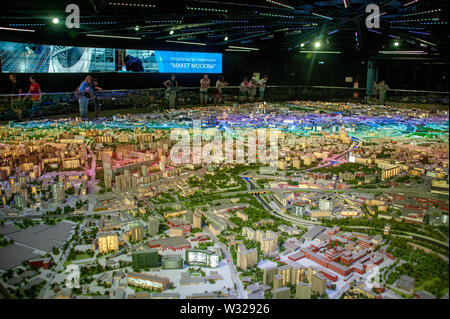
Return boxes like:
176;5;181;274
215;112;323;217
394;41;400;46
224;36;229;41
300;43;305;47
315;41;321;48
169;30;174;35
135;25;140;31
52;17;59;24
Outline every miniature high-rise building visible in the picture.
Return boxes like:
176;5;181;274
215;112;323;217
236;246;258;271
291;265;306;286
263;266;278;286
311;273;326;296
273;274;283;289
147;216;160;236
97;232;119;253
52;181;65;202
273;287;290;299
193;210;202;229
131;249;158;269
130;225;143;242
296;283;312;299
278;265;292;286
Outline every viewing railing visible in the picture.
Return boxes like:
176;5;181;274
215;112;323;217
0;85;448;121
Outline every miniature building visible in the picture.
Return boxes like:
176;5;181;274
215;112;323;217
311;273;326;296
273;287;290;299
236;246;258;271
127;272;170;291
161;255;184;269
296;283;312;299
96;232;119;253
132;249;159;269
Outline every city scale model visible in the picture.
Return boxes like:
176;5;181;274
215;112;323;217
0;101;448;300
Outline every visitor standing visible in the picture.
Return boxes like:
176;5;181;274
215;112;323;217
164;75;179;108
9;74;23;121
378;81;389;105
77;75;93;119
214;76;228;105
239;78;250;103
200;75;210;106
92;78;102;118
258;75;269;100
372;81;379;103
248;78;257;102
27;76;43;121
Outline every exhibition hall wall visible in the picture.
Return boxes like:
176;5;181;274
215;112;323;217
0;40;447;93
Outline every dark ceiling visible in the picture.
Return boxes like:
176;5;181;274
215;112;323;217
0;0;448;59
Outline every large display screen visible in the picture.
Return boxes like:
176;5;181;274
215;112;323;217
0;40;222;74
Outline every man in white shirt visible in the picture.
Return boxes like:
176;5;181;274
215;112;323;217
258;75;269;100
200;74;210;106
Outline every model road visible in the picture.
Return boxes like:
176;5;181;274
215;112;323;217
205;228;246;299
38;219;87;298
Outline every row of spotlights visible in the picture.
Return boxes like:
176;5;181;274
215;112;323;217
300;41;321;48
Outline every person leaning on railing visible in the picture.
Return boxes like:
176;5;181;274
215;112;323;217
248;78;258;102
200;74;210;106
163;74;179;108
8;74;24;121
92;78;102;118
26;75;43;121
214;76;228;105
378;81;389;105
239;78;250;103
258;75;269;101
76;75;94;119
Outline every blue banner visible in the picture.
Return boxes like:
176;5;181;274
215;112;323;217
154;51;222;74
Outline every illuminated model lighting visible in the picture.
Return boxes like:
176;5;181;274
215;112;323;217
378;50;427;54
0;26;35;32
300;51;341;54
80;21;116;25
225;49;251;52
409;30;432;36
260;13;294;18
266;0;294;10
109;2;155;7
404;9;441;16
228;45;259;51
187;7;227;13
166;40;206;46
9;23;45;27
146;20;182;23
312;13;333;20
404;0;420;7
368;29;382;34
86;33;141;40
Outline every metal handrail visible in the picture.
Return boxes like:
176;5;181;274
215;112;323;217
0;85;448;98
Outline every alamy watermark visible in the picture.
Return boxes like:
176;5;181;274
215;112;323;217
62;4;380;30
365;265;382;290
65;4;80;29
366;4;381;29
65;264;80;289
169;121;280;166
